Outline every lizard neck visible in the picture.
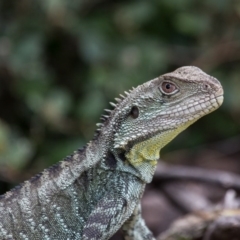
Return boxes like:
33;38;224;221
125;124;194;183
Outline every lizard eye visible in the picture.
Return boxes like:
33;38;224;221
160;82;178;95
129;106;139;119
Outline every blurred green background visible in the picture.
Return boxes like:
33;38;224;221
0;0;240;193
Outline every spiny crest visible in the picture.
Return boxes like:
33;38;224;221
94;87;135;134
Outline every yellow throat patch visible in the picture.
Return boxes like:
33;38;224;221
126;122;194;168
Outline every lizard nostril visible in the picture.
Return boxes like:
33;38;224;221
202;84;211;92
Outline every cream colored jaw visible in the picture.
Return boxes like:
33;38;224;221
125;94;223;168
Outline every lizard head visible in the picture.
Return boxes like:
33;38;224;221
99;66;223;181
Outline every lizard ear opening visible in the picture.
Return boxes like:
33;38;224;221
129;106;139;119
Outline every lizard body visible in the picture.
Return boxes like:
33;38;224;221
0;66;223;240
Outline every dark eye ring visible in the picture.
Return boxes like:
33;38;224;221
129;106;139;119
160;82;178;94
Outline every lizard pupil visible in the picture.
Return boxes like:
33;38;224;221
130;106;139;119
166;83;171;89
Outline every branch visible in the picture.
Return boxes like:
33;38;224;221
157;209;240;240
154;163;240;191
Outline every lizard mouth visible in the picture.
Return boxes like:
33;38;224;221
216;95;224;106
215;85;224;106
115;89;224;152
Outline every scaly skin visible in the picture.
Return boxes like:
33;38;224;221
0;66;223;240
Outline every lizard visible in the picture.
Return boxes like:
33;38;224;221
0;66;223;240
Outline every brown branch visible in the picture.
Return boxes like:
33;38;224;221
154;163;240;191
157;209;240;240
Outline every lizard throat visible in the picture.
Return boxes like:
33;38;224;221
125;121;195;182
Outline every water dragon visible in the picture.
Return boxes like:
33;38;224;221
0;66;224;240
